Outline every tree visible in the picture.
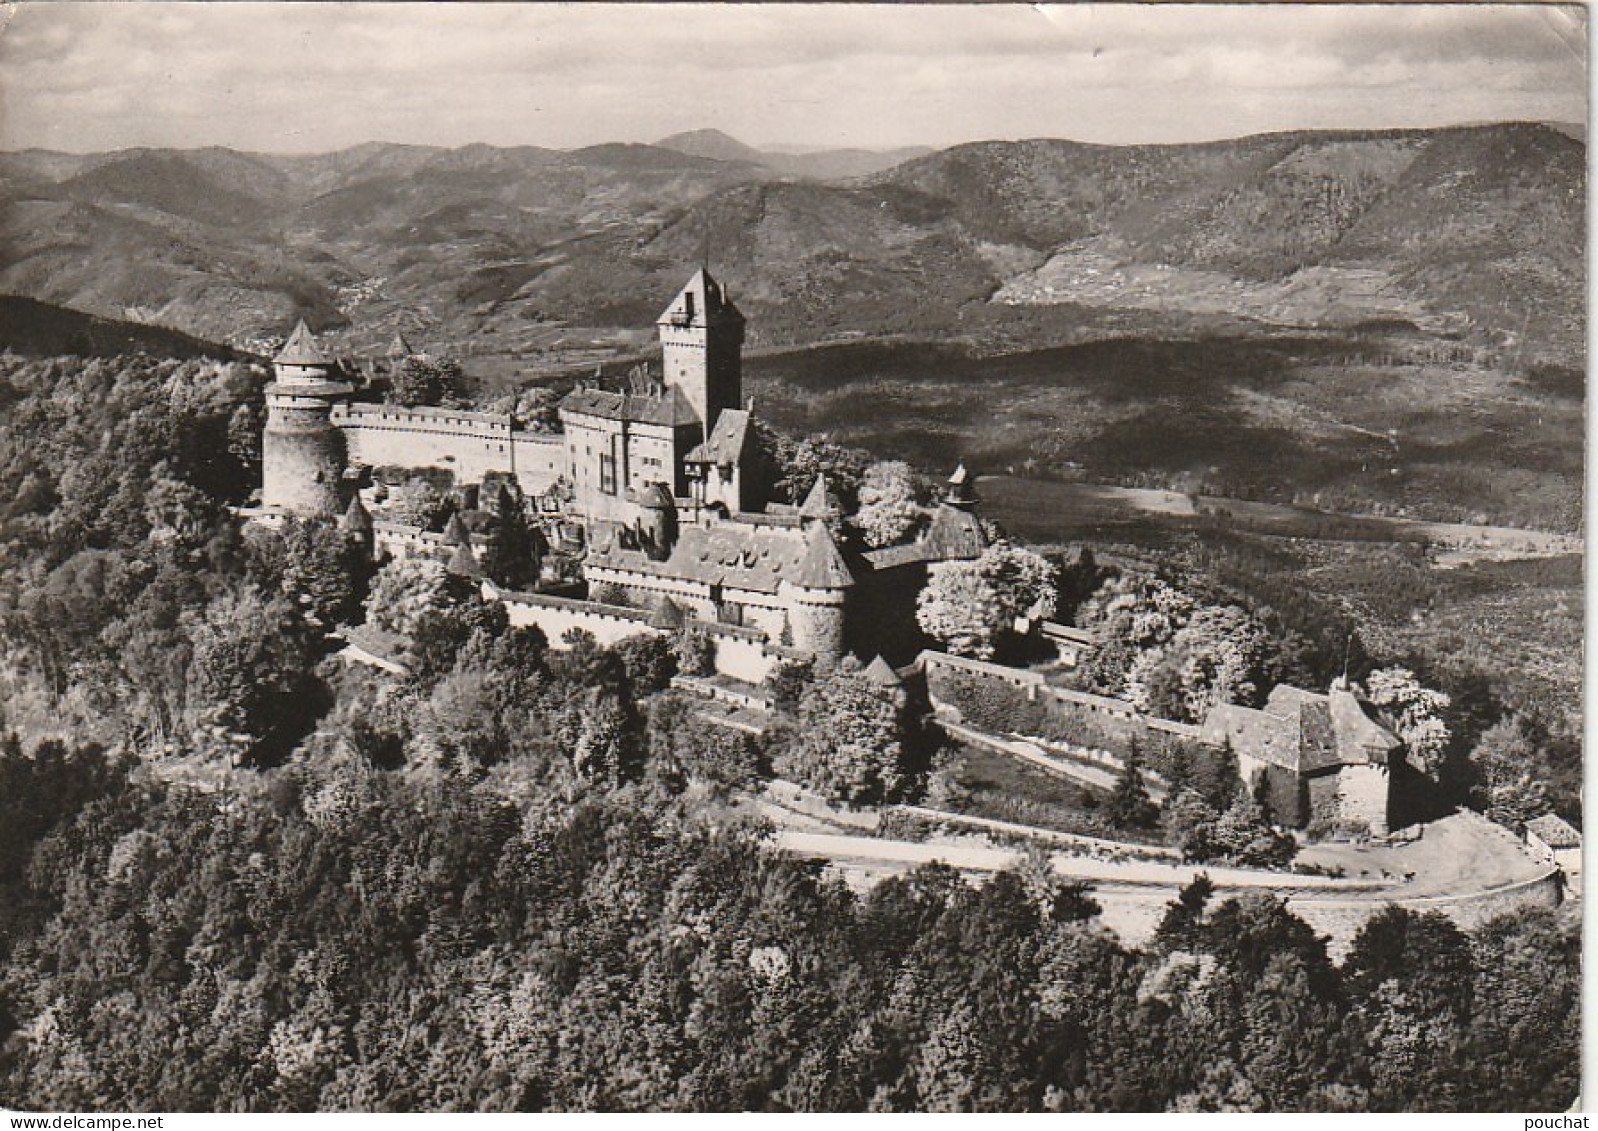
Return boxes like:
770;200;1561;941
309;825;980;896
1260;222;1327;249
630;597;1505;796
385;477;452;531
389;355;466;407
673;625;716;677
1162;788;1223;862
1467;715;1550;829
778;657;909;806
1364;667;1451;775
186;588;322;761
479;483;541;590
917;560;1004;659
368;557;471;638
916;543;1057;659
278;517;371;627
1077;573;1196;696
854;461;925;548
1107;753;1157;829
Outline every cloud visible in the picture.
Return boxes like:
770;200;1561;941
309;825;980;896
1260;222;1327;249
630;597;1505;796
0;2;1585;152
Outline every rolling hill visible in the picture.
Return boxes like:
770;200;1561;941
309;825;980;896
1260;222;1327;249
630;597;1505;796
0;295;246;359
0;123;1582;378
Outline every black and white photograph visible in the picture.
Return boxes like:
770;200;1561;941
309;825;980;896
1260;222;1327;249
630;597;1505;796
0;1;1585;1116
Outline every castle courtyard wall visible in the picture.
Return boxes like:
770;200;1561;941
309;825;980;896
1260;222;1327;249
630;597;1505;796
333;403;565;496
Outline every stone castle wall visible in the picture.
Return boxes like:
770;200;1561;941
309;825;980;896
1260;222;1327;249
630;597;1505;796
333;403;565;495
497;588;789;683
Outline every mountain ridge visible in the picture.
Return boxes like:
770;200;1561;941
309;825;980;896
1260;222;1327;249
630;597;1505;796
0;122;1582;362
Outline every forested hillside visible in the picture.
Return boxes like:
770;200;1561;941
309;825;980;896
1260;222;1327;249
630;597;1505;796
0;349;1581;1111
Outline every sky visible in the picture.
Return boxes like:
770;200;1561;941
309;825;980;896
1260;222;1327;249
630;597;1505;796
0;2;1586;154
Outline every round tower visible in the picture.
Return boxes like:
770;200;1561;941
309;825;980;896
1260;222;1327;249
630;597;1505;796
781;519;854;660
262;320;352;517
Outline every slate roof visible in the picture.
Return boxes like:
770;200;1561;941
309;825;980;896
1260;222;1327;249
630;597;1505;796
446;541;481;578
685;408;751;466
798;474;842;520
860;502;988;570
339;494;373;534
1199;684;1401;775
1526;813;1582;849
561;383;702;427
863;654;903;688
587;515;854;595
274;320;332;367
657;267;745;330
795;520;855;589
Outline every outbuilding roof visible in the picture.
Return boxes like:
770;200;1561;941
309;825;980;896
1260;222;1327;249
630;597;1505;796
1526;813;1582;849
1199;684;1400;775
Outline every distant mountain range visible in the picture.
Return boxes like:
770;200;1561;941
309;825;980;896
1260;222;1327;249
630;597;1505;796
656;129;934;180
0;123;1583;362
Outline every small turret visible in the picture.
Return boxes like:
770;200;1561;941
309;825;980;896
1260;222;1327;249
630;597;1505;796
630;481;678;561
945;462;976;510
339;494;374;555
446;540;481;579
863;654;903;690
798;473;843;522
782;519;853;660
443;512;472;547
262;319;353;517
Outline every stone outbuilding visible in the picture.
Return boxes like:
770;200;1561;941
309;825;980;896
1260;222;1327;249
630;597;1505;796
1200;682;1405;834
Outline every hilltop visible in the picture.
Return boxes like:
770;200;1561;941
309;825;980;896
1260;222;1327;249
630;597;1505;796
0;295;247;360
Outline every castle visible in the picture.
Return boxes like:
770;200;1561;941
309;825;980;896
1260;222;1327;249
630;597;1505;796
258;268;987;675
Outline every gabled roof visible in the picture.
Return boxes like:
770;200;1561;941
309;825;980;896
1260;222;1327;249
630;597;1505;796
685;408;751;466
1200;683;1400;775
561;383;701;428
274;320;332;367
586;512;854;596
798;474;842;520
657;267;745;330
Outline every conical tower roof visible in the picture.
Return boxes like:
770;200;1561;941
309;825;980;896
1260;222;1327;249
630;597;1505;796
945;461;976;507
274;319;331;366
387;330;414;359
798;473;842;520
792;519;854;590
443;512;472;546
648;595;686;630
863;654;903;688
446;540;481;579
339;493;373;534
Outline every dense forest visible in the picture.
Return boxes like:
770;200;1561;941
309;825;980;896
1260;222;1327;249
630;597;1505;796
0;352;1580;1112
